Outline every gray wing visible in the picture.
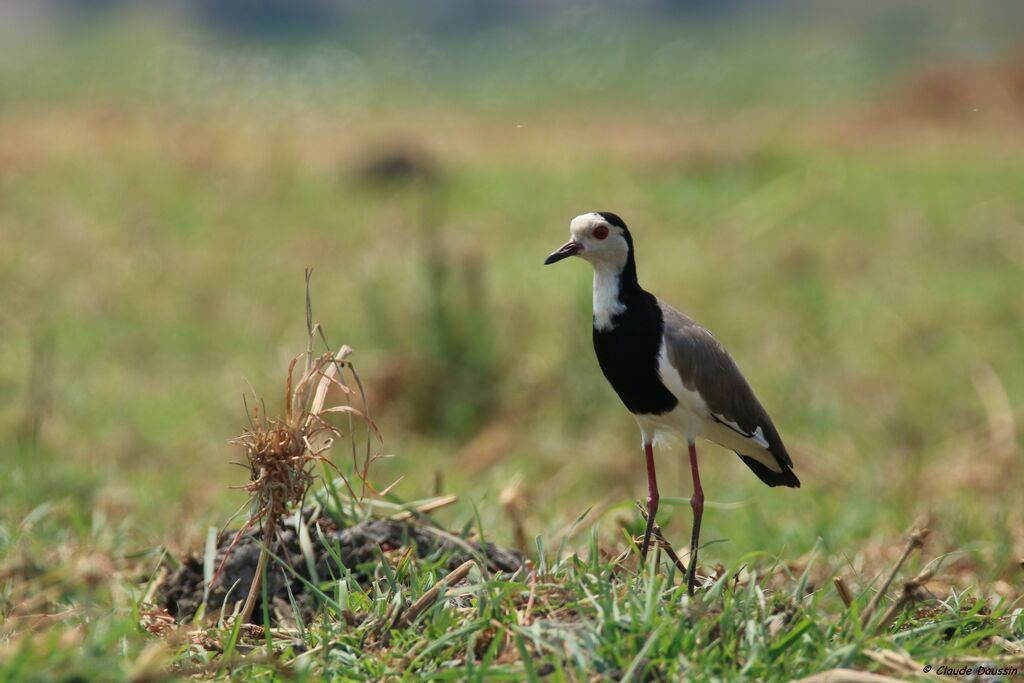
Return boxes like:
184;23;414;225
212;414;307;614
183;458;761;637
659;302;799;488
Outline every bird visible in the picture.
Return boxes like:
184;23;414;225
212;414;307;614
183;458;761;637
544;211;799;594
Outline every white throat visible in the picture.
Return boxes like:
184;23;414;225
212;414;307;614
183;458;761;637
592;263;626;331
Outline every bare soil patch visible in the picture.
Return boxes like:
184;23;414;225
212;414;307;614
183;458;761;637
157;515;524;625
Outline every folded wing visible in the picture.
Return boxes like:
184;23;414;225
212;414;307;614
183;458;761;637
659;302;800;488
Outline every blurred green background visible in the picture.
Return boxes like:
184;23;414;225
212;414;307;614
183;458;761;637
1;0;1022;579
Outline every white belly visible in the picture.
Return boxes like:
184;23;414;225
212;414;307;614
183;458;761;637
634;405;706;448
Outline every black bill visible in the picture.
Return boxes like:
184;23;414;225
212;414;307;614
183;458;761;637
544;239;582;265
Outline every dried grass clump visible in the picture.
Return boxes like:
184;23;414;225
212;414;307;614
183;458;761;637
215;271;382;624
232;344;372;533
233;408;318;536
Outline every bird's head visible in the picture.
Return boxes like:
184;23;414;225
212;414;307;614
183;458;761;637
544;212;632;270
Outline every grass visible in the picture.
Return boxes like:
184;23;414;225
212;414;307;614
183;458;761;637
2;499;1022;680
2;7;1024;680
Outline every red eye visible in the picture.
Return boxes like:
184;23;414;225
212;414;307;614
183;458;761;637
593;225;609;240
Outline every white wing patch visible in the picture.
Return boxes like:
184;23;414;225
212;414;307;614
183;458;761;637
656;341;709;415
646;340;709;442
712;414;771;449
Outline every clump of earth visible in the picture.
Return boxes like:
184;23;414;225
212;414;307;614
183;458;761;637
158;515;524;625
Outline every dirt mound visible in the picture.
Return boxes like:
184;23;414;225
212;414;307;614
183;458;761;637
870;52;1024;125
157;516;523;625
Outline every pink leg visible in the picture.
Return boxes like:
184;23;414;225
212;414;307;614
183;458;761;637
640;441;659;561
686;440;704;595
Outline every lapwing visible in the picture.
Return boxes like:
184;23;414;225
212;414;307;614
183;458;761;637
544;212;799;594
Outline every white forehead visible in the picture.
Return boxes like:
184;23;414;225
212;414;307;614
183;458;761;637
569;212;605;237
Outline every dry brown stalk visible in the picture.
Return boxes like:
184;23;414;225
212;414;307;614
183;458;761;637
873;567;935;634
397;560;476;628
391;494;459;521
795;669;906;683
520;569;538;627
991;636;1024;655
833;576;853;608
634;501;692;581
499;477;528;553
860;527;929;628
862;648;941;680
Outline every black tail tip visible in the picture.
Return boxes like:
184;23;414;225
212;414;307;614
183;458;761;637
739;455;801;488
